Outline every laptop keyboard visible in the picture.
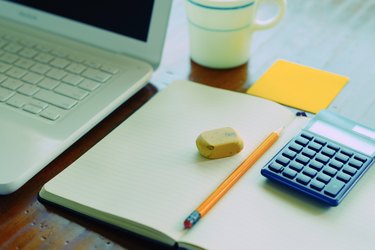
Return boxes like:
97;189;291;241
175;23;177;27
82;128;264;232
0;29;118;121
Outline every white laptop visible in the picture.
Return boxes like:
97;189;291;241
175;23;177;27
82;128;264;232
0;0;172;194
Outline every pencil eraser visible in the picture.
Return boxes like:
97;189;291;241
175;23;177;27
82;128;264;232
196;127;244;159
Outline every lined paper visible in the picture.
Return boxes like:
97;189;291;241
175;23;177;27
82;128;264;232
40;80;296;246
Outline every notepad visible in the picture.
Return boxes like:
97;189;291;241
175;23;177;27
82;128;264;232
247;60;349;113
39;81;375;250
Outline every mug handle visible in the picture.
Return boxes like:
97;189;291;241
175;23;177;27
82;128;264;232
252;0;287;31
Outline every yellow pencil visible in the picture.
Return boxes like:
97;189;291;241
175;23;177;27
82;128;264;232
184;127;283;229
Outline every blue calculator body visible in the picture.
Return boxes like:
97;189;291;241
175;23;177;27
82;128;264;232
261;110;375;206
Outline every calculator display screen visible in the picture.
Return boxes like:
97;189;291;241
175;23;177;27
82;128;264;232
353;125;375;139
308;121;375;156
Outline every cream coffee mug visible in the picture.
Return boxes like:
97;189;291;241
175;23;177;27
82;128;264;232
185;0;287;69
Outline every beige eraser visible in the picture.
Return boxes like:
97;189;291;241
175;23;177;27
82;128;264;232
196;127;244;159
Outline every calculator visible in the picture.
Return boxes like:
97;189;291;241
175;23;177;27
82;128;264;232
261;110;375;206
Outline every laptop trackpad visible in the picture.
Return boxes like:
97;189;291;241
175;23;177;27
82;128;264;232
0;121;61;194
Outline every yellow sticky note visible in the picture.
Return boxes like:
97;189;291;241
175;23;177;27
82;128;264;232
247;60;349;113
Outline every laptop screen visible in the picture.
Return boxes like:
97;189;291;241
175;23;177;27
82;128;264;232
7;0;154;42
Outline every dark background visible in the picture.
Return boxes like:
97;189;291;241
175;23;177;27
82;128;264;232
9;0;154;41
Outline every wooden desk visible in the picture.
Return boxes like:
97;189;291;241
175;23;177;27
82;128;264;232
1;0;374;249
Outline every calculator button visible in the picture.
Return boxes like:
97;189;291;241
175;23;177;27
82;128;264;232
321;148;336;157
335;153;350;163
340;149;354;157
313;138;326;146
309;160;324;171
324;179;345;197
329;159;344;170
316;154;330;164
268;162;284;173
301;133;314;140
289;143;303;153
296;174;311;185
295;137;309;146
354;154;367;163
303;167;317;177
337;172;351;183
276;156;290;166
282;149;297;160
348;159;363;169
323;166;338;177
308;142;323;152
327;144;340;151
317;173;331;184
296;155;310;165
310;180;325;191
302;148;316;158
289;161;304;172
282;168;297;179
343;166;357;176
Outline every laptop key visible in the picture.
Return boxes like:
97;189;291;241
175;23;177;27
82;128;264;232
35;44;51;53
19;48;38;58
62;74;84;86
82;68;111;83
0;74;6;83
6;66;27;79
0;53;19;64
4;43;22;53
2;78;23;90
0;39;7;48
84;60;101;69
40;106;61;121
38;78;60;90
46;68;67;80
79;79;100;92
50;58;70;69
34;89;77;109
17;84;40;96
0;62;11;73
28;99;48;109
22;72;44;84
55;84;88;100
0;87;14;101
101;65;119;74
23;104;43;114
14;58;35;69
66;63;86;74
7;94;27;108
30;63;51;74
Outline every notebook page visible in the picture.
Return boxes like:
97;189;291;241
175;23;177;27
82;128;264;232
181;116;375;250
41;80;295;245
179;117;309;249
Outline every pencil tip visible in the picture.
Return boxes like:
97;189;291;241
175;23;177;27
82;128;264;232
275;127;284;135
